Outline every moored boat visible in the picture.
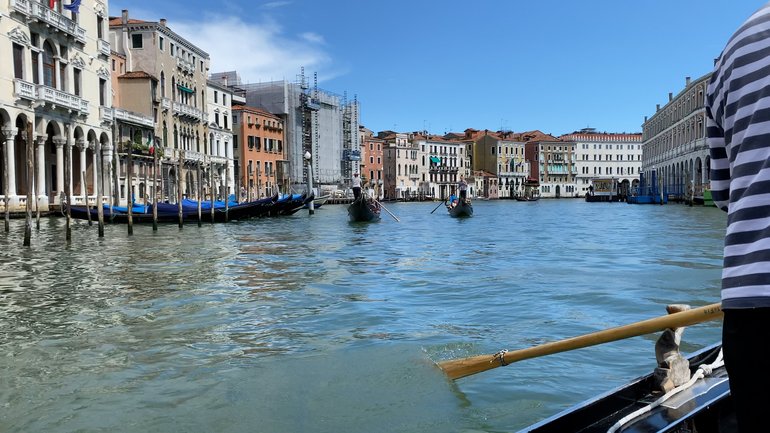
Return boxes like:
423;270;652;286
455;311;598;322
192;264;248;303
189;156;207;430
517;343;731;433
447;198;473;217
347;196;381;222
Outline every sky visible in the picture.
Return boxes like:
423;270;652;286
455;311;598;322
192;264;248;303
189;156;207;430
108;0;764;136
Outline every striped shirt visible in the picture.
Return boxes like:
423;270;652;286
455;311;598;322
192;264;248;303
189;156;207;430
707;2;770;308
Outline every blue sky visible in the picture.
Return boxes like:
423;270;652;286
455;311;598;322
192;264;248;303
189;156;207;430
108;0;763;136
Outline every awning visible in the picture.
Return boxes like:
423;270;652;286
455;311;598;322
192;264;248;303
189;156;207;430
177;84;194;93
430;156;441;164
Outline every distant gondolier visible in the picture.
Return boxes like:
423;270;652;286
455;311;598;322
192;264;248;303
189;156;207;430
352;173;362;200
458;176;468;201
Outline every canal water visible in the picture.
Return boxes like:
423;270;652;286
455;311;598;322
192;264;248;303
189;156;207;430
0;200;727;432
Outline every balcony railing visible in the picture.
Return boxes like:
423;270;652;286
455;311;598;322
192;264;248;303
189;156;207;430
14;79;36;101
13;0;87;44
172;101;204;122
176;57;194;74
99;106;114;123
37;84;88;115
97;39;110;57
161;97;171;111
113;108;154;128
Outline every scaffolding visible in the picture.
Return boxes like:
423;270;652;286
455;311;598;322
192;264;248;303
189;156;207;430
341;93;360;184
298;67;319;184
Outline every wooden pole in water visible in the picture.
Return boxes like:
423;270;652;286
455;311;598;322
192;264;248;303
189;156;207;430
64;130;71;242
96;140;104;237
33;135;40;230
23;122;33;246
177;149;183;229
196;161;202;227
152;144;158;231
126;140;133;235
3;133;9;232
82;169;91;226
225;160;229;222
209;157;215;223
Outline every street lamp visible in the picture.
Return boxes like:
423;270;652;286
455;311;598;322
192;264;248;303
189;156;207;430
304;151;314;215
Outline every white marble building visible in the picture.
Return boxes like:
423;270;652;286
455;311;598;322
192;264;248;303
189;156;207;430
1;0;113;212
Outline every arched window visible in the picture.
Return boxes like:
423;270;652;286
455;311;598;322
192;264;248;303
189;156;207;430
171;77;176;102
160;71;166;98
43;41;57;88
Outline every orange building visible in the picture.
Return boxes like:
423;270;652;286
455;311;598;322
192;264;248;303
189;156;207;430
359;127;384;195
232;106;286;199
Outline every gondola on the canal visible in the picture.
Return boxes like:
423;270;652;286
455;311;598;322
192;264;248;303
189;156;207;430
66;194;282;223
347;195;381;222
515;343;732;433
447;197;473;217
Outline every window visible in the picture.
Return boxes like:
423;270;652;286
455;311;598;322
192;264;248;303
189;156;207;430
223;95;227;105
214;91;218;103
111;58;116;71
97;16;104;39
159;36;164;50
42;42;56;88
13;43;23;79
224;115;228;129
131;33;143;48
214;112;219;126
170;43;175;56
99;79;106;106
73;69;81;96
233;135;238;149
31;50;39;84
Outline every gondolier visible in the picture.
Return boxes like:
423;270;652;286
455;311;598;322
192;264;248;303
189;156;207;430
458;176;468;201
352;173;362;200
707;3;770;431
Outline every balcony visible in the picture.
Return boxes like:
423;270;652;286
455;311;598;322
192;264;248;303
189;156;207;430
14;79;36;101
176;57;194;75
97;39;110;57
161;97;171;111
12;0;87;44
172;101;204;122
36;84;88;115
99;106;114;123
114;108;154;128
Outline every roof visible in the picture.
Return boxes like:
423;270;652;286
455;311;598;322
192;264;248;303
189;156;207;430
118;71;157;81
108;17;149;26
232;105;280;119
118;71;158;81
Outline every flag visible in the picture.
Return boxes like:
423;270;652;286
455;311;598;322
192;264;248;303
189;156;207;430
147;135;155;155
49;0;56;8
63;0;81;13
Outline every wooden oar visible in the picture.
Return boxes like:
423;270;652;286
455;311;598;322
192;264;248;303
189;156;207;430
374;199;400;222
438;303;723;380
430;198;447;214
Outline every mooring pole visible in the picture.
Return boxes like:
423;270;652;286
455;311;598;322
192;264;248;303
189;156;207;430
96;140;104;237
23;122;33;246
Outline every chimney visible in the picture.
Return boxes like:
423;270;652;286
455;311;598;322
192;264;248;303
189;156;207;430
685;76;691;87
160;18;167;27
656;104;660;112
668;92;673;101
644;116;648;123
122;9;128;26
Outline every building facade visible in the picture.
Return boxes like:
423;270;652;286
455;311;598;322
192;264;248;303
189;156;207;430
1;0;113;212
561;128;643;198
232;105;286;200
359;127;383;198
206;79;234;197
235;77;360;190
382;132;424;200
641;74;709;200
525;132;577;198
110;10;221;202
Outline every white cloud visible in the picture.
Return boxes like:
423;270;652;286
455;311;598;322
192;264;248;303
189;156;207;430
173;14;336;85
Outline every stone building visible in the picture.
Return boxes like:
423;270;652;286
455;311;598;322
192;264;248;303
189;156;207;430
641;74;709;201
109;10;220;202
1;0;113;212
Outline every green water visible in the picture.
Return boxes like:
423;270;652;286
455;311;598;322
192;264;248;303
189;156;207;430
0;200;727;432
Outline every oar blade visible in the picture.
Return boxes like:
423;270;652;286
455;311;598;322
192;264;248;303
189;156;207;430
437;354;500;380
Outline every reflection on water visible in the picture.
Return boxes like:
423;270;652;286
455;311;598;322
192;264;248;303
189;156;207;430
0;201;726;432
